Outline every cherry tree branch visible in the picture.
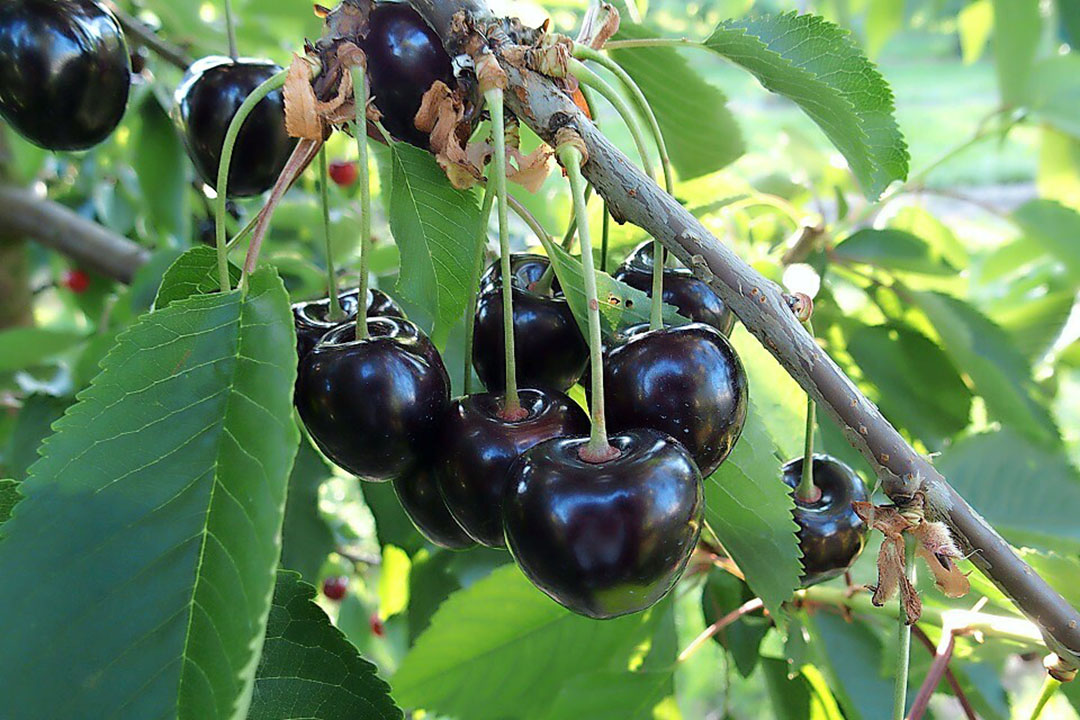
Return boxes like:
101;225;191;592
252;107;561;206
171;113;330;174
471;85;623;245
407;0;1080;668
0;185;149;284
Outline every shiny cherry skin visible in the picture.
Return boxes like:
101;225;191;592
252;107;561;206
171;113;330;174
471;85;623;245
473;254;588;392
362;3;454;148
297;317;451;481
436;389;589;547
613;241;735;335
173;56;296;197
781;454;869;587
322;576;348;601
603;323;747;477
292;288;405;360
393;465;475;550
0;0;130;150
504;428;704;619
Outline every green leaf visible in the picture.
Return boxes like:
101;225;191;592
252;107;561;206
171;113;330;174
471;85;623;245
729;327;804;459
993;0;1041;107
701;569;770;678
249;571;402;720
936;428;1080;552
0;267;299;718
845;325;972;447
134;95;190;242
704;403;801;626
1013;199;1080;280
377;544;411;620
392;564;662;720
761;659;844;720
407;549;463;643
704;12;909;199
1030;56;1080;139
911;291;1059;445
155;245;243;310
808;613;894;720
4;394;69;482
386;142;484;345
0;327;84;372
0;478;19;525
995;289;1075;361
545;241;688;339
610;21;744;180
360;481;426;555
889;205;969;269
534;670;676;720
1038;128;1080;212
280;438;335;583
833;229;957;276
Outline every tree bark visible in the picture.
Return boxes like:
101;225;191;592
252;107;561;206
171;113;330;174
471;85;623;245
407;0;1080;667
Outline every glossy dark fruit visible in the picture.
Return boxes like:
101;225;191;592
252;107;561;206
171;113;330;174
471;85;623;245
328;159;358;186
604;323;748;477
293;288;405;359
174;56;296;197
322;576;348;601
0;0;130;151
781;454;869;587
614;241;735;335
504;428;704;619
437;389;589;547
473;254;588;392
297;317;450;481
393;465;474;550
362;3;454;148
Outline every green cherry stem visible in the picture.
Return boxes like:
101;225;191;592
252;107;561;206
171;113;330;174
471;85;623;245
223;0;238;60
464;185;497;394
317;148;344;321
1027;675;1061;720
559;142;617;462
351;64;371;340
214;67;288;292
795;319;819;502
600;201;610;273
892;538;916;720
487;88;524;419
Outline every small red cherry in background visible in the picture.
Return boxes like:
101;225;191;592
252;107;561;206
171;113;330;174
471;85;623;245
328;160;358;187
322;576;348;601
63;269;91;294
369;613;386;638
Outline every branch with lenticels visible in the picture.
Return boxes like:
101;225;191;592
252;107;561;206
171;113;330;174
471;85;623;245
407;0;1080;670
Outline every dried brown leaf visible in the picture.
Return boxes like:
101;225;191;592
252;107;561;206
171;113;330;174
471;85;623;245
284;53;322;140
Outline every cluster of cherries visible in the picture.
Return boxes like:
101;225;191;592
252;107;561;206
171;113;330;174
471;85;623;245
0;0;870;616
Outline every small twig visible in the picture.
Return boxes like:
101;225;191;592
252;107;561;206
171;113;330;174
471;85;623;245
893;538;916;719
102;1;192;71
1026;675;1061;720
909;625;976;720
677;597;764;662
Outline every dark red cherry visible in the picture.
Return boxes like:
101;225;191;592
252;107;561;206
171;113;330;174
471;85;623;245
62;268;91;293
604;323;747;477
0;0;130;151
503;429;704;618
292;288;405;360
328;159;358;186
362;3;455;148
297;317;450;481
393;465;475;550
473;254;588;393
781;454;869;587
436;389;589;547
322;576;348;601
613;241;735;335
173;56;296;197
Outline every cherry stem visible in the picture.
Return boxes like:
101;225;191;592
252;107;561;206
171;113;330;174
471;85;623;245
677;597;764;663
892;537;916;720
795;319;820;502
559;144;616;461
223;0;238;60
600;202;610;273
909;626;977;720
487;89;524;419
567;58;665;330
464;185;496;395
906;625;957;720
317;148;344;321
214;68;288;292
1027;675;1062;720
573;44;675;196
351;65;371;340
